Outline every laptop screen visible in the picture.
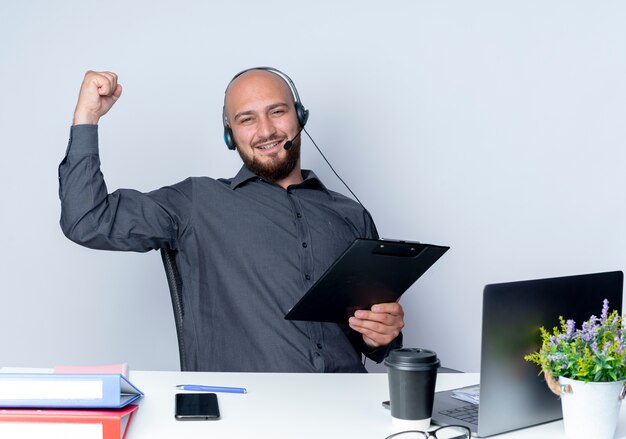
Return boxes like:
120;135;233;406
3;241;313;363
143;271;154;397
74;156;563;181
477;271;623;437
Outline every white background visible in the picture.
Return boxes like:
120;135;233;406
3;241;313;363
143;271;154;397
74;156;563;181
1;0;625;373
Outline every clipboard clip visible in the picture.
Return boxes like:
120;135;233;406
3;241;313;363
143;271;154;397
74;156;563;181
372;242;425;257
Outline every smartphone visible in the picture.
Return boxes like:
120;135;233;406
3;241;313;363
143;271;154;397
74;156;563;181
175;393;220;420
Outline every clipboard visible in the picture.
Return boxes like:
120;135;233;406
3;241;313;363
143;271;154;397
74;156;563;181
284;238;449;323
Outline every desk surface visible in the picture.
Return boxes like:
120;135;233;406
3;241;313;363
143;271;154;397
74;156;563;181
3;369;626;438
123;370;624;439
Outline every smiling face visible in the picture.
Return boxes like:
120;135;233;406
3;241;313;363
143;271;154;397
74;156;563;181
224;70;303;186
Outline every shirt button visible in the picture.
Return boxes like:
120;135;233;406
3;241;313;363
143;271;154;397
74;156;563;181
305;274;311;280
287;189;293;194
302;242;308;248
316;343;323;349
296;213;302;218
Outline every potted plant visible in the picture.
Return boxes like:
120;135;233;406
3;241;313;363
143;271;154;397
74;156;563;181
525;299;626;439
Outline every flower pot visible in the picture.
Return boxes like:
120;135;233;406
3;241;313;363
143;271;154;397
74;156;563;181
558;376;626;439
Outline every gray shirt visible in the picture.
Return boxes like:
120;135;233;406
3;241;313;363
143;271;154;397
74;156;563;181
58;125;401;372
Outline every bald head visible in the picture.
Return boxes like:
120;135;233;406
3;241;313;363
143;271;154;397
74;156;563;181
224;69;295;125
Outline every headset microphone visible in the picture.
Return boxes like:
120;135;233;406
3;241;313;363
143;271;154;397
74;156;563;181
284;127;304;150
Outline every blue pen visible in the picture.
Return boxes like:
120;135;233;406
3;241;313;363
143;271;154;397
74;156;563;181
176;384;247;394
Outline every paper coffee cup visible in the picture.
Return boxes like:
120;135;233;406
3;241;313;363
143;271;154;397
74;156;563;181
385;348;440;428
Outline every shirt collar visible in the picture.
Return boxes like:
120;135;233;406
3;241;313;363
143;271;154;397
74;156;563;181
230;165;259;189
229;166;335;199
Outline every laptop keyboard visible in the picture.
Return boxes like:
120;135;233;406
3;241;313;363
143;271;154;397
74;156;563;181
439;404;478;425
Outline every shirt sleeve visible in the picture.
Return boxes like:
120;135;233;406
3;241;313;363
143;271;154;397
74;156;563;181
363;208;379;240
58;125;192;252
362;332;403;363
345;324;403;364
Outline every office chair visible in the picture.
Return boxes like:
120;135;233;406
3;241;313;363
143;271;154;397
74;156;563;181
160;248;189;371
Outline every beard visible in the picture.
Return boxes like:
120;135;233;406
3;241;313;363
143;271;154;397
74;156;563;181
237;138;301;183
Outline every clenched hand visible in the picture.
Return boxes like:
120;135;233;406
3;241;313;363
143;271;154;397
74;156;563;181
73;71;122;125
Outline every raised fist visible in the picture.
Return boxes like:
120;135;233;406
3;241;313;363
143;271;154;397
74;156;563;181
73;71;122;125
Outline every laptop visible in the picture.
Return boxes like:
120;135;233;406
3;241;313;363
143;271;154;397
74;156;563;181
431;271;624;437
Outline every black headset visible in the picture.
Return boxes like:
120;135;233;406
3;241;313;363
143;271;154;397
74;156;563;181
222;67;309;150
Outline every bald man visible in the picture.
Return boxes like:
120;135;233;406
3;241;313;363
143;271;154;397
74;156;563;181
59;68;403;372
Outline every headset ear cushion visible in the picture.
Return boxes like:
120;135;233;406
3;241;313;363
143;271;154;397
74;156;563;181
224;126;236;150
296;103;309;128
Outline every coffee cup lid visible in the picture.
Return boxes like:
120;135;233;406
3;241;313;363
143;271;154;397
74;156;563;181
384;348;440;371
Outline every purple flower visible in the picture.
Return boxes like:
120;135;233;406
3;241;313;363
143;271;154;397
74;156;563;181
611;313;620;330
615;336;625;354
591;341;599;354
601;299;609;321
580;320;595;342
549;336;558;347
547;354;565;363
601;341;611;356
565;319;576;338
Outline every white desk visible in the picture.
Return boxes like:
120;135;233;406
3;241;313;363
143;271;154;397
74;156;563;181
3;369;626;438
123;370;626;438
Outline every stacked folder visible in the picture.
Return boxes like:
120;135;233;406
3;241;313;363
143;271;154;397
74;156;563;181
0;371;143;439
